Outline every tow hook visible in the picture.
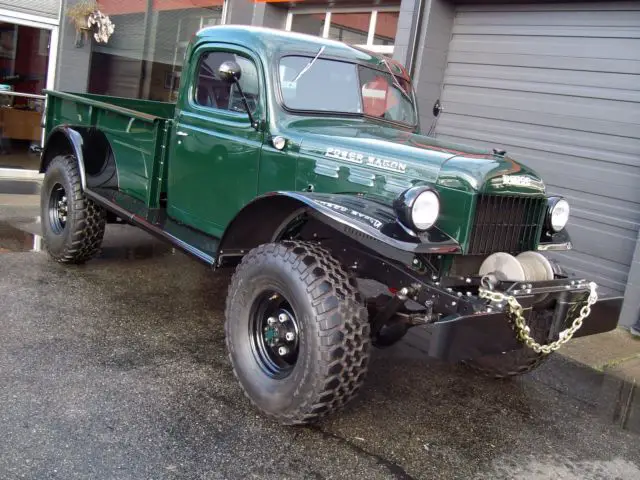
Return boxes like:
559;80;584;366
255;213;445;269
371;286;437;347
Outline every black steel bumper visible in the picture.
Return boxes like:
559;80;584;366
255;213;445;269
424;287;623;363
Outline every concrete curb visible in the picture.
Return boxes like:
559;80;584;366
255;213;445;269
0;168;43;180
557;327;640;383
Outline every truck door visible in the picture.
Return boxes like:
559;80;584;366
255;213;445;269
167;45;264;238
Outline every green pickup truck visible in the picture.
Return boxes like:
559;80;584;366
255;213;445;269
39;25;622;424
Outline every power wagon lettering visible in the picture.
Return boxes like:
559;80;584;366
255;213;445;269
325;147;407;174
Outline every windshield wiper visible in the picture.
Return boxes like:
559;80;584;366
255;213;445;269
292;46;326;83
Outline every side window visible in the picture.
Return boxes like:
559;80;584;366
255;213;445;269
194;51;260;114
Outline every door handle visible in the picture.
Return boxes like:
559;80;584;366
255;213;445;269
176;131;189;137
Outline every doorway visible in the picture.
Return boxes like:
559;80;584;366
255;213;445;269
0;14;58;172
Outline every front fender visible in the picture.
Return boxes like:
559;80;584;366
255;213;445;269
218;191;460;265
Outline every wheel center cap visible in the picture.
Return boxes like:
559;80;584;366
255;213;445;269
264;326;279;345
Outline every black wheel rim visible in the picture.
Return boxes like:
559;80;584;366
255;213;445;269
48;183;68;234
249;290;300;379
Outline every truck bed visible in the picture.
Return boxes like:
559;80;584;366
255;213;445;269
44;90;175;208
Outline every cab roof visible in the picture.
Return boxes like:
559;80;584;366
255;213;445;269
193;25;409;80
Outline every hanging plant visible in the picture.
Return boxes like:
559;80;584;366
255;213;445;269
87;10;115;44
66;1;115;47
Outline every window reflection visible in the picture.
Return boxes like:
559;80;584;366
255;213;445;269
290;13;326;37
328;12;370;45
0;22;50;170
373;12;399;46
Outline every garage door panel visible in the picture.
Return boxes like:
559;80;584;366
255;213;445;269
445;63;640;94
439;101;640;138
549;251;627;295
452;24;640;39
437;114;640;163
441;86;640;125
554;190;640;231
436;115;640;166
456;10;640;27
565;222;637;265
447;51;640;75
436;2;640;297
450;35;640;61
457;2;640;13
445;75;640;104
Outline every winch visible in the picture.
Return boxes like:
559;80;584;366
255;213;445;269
479;251;555;282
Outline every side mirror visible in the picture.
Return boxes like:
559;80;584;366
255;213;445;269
218;61;242;83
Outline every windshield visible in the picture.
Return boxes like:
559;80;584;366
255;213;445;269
279;56;417;127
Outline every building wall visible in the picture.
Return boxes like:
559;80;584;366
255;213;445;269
251;1;287;29
0;0;59;19
54;0;90;92
406;0;454;131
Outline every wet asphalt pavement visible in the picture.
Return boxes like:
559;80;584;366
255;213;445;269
0;212;639;479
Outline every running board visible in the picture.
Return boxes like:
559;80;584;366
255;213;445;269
86;188;219;266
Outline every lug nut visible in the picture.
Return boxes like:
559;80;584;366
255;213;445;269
278;313;288;323
278;346;289;356
267;316;277;325
285;332;295;342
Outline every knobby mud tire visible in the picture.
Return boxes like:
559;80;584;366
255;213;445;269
41;155;106;264
225;241;371;424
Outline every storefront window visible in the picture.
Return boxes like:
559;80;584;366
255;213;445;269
328;13;370;45
290;13;325;37
287;7;399;56
0;22;52;170
373;12;399;46
88;0;225;102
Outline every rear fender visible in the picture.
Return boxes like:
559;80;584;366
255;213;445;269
40;126;118;190
40;127;87;188
218;191;460;267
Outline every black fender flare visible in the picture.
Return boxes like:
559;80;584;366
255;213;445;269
40;125;118;190
40;126;88;189
218;191;460;266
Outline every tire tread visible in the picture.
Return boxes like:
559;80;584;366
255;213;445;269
225;241;370;424
43;155;106;264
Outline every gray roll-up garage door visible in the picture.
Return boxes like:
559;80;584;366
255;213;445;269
435;1;640;296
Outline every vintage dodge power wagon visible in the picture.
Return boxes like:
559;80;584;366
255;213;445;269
39;26;622;424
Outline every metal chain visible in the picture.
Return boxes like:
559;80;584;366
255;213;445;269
478;282;598;355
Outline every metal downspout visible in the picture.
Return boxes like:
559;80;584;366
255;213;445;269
408;0;427;79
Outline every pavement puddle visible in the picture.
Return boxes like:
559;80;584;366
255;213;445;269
0;220;42;253
0;220;174;260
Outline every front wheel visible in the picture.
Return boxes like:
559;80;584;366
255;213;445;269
225;241;371;424
41;155;106;263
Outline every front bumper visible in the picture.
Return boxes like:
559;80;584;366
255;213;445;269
424;283;623;363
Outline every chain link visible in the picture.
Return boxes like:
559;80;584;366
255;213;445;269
478;282;598;355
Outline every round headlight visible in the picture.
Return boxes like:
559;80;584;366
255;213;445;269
394;187;440;232
412;190;440;230
549;198;570;232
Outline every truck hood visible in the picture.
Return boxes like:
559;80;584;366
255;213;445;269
293;121;545;196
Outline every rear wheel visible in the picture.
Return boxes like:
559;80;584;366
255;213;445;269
463;310;554;378
41;155;106;263
225;241;371;424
